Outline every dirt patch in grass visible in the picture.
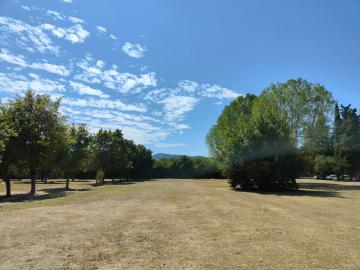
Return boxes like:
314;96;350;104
1;179;360;269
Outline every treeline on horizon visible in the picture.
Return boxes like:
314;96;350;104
0;91;223;198
207;78;360;190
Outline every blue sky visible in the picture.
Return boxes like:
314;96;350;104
0;0;359;156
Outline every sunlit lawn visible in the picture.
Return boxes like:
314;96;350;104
1;178;360;269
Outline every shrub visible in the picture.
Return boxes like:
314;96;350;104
96;170;105;186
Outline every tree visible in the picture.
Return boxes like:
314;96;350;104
152;156;222;179
303;113;332;155
172;156;194;178
62;124;91;190
0;103;16;197
207;92;298;190
91;129;129;182
313;155;336;179
335;105;360;178
7;90;66;195
333;103;341;146
128;144;153;179
262;79;334;146
206;94;258;162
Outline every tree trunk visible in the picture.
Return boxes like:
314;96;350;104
4;177;11;198
65;178;70;190
30;170;36;195
72;178;75;182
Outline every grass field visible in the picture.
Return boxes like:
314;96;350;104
1;178;360;270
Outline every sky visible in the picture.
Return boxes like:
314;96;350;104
0;0;359;156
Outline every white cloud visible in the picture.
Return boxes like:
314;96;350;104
154;143;186;147
74;55;156;93
68;16;84;24
122;42;146;58
200;84;240;99
20;5;31;11
46;10;66;21
0;49;70;76
97;26;107;33
0;16;59;54
0;72;65;94
160;96;198;121
30;63;70;76
0;48;27;67
174;124;189;130
110;34;117;40
178;80;240;99
70;81;109;98
40;23;90;44
63;0;73;3
178;80;199;93
62;97;147;112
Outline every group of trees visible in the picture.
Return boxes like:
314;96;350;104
153;156;223;179
207;78;360;191
0;91;153;198
312;104;360;179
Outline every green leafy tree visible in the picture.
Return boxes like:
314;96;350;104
303;113;332;155
7;90;66;195
335;105;360;178
0;103;16;197
313;155;336;179
128;143;153;179
207;91;298;190
91;129;129;182
62;124;91;189
263;79;334;146
206;94;258;162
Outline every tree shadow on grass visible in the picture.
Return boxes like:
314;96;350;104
90;178;160;187
298;182;360;191
0;187;90;204
253;189;346;198
236;181;359;198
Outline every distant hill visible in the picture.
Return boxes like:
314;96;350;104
152;153;206;160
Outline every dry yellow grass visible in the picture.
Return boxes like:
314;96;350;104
1;178;360;270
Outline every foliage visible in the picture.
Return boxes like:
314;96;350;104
153;156;223;179
7;91;67;194
313;155;336;179
334;104;360;177
261;78;335;146
223;92;298;190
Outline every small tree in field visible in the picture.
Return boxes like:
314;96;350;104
91;129;129;181
62;124;91;190
0;103;16;197
8;90;66;195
